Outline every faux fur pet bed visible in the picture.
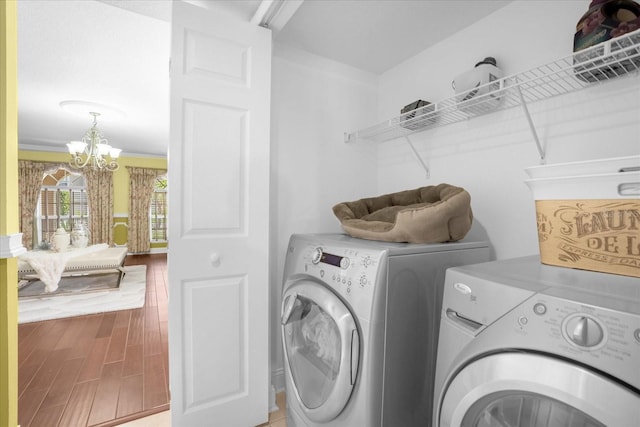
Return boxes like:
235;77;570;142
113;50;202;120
332;184;473;243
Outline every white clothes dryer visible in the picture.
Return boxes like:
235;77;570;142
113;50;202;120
281;231;489;427
433;256;640;427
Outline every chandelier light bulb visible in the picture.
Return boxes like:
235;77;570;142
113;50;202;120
97;143;112;156
67;140;87;155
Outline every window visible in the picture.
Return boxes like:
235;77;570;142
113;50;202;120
150;175;168;242
37;169;88;244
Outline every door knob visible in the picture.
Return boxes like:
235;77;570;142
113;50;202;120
210;252;221;267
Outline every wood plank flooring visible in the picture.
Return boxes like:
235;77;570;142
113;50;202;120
18;254;169;427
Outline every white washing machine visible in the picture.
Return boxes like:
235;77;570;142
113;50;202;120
281;231;489;427
433;256;640;427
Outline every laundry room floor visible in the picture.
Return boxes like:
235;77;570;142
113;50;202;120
115;392;287;426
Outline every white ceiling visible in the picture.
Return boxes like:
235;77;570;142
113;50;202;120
17;0;512;157
275;0;512;74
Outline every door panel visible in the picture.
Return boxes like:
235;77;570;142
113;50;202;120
168;1;271;425
181;100;245;233
182;276;246;408
183;31;250;84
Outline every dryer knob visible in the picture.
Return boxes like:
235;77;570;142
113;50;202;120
311;247;323;264
565;315;604;348
340;257;350;269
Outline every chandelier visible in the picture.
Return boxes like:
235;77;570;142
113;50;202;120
67;112;121;171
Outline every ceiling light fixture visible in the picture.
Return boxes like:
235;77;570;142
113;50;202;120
60;100;126;121
67;112;121;171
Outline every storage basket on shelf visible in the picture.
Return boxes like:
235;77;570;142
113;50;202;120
573;0;640;82
524;155;640;278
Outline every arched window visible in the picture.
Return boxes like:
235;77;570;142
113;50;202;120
36;169;88;245
150;175;167;242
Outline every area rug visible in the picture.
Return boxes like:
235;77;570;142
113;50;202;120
18;265;147;324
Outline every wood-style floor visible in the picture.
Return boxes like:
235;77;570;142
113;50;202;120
18;253;169;427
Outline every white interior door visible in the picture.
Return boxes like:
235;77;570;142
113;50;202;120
168;1;271;425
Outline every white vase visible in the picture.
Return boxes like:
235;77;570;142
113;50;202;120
53;227;70;252
71;223;90;248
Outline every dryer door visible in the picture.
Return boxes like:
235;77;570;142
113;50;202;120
281;280;360;423
438;352;639;427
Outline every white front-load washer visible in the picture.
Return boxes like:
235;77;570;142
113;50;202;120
281;231;489;427
433;256;640;427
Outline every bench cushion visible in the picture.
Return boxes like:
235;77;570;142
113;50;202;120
18;247;128;274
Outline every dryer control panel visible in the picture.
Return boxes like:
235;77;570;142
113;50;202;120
291;242;386;321
441;257;640;393
505;293;640;389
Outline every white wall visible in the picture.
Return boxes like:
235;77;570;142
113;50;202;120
270;44;378;389
376;0;640;260
270;0;640;389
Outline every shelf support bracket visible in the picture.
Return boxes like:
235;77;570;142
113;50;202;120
403;135;430;178
515;82;546;163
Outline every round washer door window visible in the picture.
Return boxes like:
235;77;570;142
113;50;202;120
281;280;359;422
439;353;639;427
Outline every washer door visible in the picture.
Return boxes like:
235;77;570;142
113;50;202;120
281;280;360;423
439;353;639;427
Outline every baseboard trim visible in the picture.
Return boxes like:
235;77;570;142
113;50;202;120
92;403;170;427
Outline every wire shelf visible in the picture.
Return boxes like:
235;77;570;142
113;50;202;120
345;28;640;144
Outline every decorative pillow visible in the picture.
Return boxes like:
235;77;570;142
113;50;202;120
332;183;473;243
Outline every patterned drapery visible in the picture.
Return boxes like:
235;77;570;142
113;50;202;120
18;160;47;249
19;161;85;249
127;167;165;253
84;167;114;246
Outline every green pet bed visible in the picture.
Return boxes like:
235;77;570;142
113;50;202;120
332;183;473;243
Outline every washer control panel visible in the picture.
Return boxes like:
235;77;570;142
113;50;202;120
310;247;352;270
296;243;385;320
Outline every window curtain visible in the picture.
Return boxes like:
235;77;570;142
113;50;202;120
84;167;114;246
127;167;165;253
18;160;47;249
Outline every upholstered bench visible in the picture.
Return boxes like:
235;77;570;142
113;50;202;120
18;246;128;292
